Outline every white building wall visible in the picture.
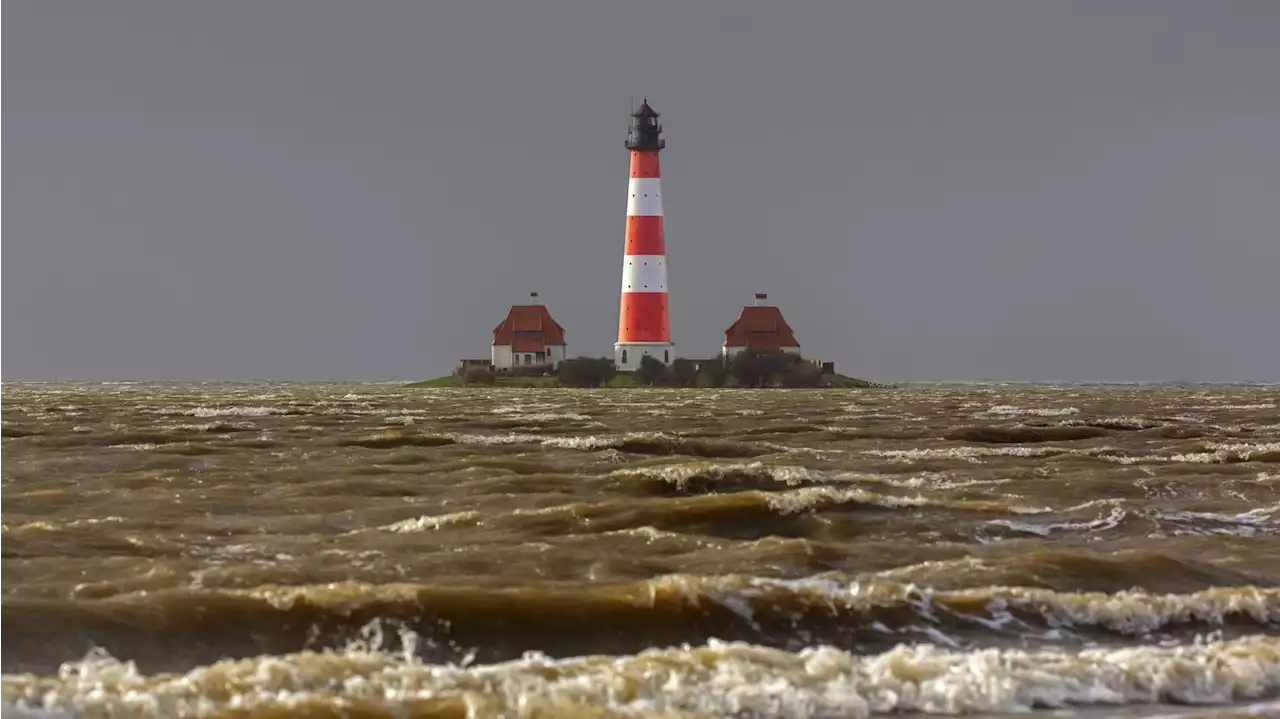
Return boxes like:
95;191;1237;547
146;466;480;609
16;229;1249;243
491;345;514;370
492;344;567;371
615;342;675;371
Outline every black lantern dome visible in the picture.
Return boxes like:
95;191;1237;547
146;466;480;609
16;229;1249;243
625;98;665;151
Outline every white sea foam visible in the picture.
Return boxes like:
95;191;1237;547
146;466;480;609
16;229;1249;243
6;634;1278;718
866;441;1280;466
507;412;594;422
864;445;1111;462
607;461;829;486
973;405;1081;418
440;431;757;454
150;405;290;418
1059;416;1165;430
987;503;1129;537
375;510;483;534
1170;442;1280;464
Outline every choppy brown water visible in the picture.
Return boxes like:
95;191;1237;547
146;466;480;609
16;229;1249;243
2;382;1279;718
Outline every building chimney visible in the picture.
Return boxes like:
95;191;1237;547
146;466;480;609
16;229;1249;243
754;293;768;306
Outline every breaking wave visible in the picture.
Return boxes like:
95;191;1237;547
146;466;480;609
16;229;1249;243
4;576;1277;677
605;461;844;496
5;634;1280;719
352;486;1056;545
4;579;1280;718
335;431;773;458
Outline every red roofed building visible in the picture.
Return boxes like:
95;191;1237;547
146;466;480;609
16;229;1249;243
491;293;568;370
722;294;801;358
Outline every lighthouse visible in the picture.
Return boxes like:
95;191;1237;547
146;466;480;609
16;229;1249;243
615;99;674;371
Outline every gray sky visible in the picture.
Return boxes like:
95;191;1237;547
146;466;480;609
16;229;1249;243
5;0;1279;382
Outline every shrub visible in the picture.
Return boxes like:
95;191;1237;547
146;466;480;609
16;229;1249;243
696;357;730;387
778;361;823;388
670;358;699;387
558;357;616;387
462;366;495;385
635;355;672;386
730;350;820;387
730;350;782;387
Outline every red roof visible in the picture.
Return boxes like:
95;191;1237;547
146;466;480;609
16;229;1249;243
492;305;566;350
723;306;800;352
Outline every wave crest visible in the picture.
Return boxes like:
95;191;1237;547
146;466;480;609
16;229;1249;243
5;633;1277;719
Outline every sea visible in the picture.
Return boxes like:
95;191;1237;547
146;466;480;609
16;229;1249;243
2;381;1278;719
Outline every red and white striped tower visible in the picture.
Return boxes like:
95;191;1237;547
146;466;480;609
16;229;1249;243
615;98;674;371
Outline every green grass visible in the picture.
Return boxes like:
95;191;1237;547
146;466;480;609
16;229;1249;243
607;372;636;387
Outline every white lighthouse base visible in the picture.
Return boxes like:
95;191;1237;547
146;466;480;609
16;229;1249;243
614;342;675;372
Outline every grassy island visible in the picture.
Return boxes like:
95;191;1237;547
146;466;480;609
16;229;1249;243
408;352;891;389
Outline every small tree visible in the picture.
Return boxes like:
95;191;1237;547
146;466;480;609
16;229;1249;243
697;357;730;387
557;357;616;387
730;350;764;387
597;357;618;386
671;358;699;387
731;350;795;387
635;355;672;386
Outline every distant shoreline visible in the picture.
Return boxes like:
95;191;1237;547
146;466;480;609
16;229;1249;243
405;372;894;389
